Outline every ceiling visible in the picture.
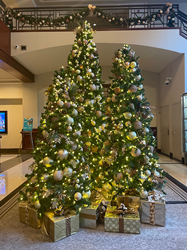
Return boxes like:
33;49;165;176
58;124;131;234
12;43;182;76
2;0;187;8
0;68;22;83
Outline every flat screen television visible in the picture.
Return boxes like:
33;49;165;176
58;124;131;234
0;111;7;134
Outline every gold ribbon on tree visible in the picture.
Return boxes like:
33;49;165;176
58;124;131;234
88;4;96;17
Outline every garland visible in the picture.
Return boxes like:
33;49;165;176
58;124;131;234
3;3;175;30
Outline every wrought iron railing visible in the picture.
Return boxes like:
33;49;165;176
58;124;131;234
0;4;187;39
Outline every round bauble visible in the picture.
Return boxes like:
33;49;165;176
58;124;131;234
51;116;59;123
117;123;123;129
42;130;48;138
78;106;84;112
134;121;142;129
77;75;83;82
57;100;64;107
96;110;102;117
127;131;137;140
67;126;72;131
112;95;117;102
58;149;68;159
63;167;73;177
129;85;137;93
104;140;111;146
144;155;149;163
137;94;142;101
43;157;53;167
125;121;131;127
90;84;96;91
124;62;130;68
102;183;112;192
31;176;37;184
135;75;141;81
148;145;154;152
79;97;84;102
154;170;160;177
114;172;123;182
67;116;74;125
75;184;80;188
53;170;63;181
130;61;137;68
65;102;71;108
129;103;134;109
145;170;151;176
114;87;121;94
34;200;41;209
138;84;143;90
87;68;92;74
74;192;82;201
131;148;141;157
140;140;146;146
143;127;149;133
101;123;106;130
72;109;78;117
124;112;132;119
74;130;81;136
140;190;148;199
71;143;77;151
42;173;49;180
70;159;79;168
82;190;91;199
130;68;136;73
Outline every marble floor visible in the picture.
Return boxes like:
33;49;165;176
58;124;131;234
1;153;187;203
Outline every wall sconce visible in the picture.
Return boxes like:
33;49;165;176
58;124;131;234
165;77;172;85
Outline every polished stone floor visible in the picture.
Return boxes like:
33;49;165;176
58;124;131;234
0;153;187;202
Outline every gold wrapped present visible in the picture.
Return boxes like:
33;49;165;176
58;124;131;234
19;201;40;229
117;195;140;208
79;200;101;229
104;205;140;234
140;200;166;227
43;211;79;242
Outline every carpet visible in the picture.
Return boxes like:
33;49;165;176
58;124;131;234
0;183;187;250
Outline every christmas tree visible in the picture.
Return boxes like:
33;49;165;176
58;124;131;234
20;21;106;216
92;44;165;199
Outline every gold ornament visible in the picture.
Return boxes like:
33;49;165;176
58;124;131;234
96;110;102;117
134;121;142;129
53;170;63;181
92;146;98;152
88;130;92;136
114;87;121;94
129;85;138;93
91;120;96;126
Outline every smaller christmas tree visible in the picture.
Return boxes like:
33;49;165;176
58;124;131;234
92;44;165;199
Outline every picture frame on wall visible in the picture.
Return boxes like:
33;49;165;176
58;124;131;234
0;111;8;134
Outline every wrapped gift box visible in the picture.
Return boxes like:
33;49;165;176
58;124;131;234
140;199;166;227
117;195;140;208
43;211;79;242
104;205;140;234
19;201;40;229
79;200;101;229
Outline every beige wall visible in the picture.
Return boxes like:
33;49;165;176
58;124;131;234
0;84;23;148
157;55;185;153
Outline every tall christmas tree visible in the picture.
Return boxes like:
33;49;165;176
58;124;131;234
92;44;165;199
20;21;106;216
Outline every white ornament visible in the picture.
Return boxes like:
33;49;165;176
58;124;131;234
127;131;137;140
43;157;53;167
67;116;74;125
145;170;151;176
87;68;92;73
90;84;96;91
144;155;149;163
135;75;141;81
71;143;77;151
74;192;82;201
58;149;68;159
74;131;81;136
75;184;80;188
82;190;91;199
144;127;149;133
154;170;160;177
138;84;143;90
131;148;141;157
34;200;41;209
137;94;142;101
53;170;63;181
57;100;64;107
67;126;72;131
42;174;49;180
63;167;73;177
124;112;132;119
129;103;134;109
70;159;79;168
140;190;148;199
77;75;83;82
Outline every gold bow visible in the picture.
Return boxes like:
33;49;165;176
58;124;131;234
88;4;96;16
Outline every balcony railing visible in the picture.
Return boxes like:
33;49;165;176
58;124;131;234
0;3;186;39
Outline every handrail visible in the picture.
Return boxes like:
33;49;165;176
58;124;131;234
0;3;187;39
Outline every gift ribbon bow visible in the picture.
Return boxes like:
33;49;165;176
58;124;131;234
88;4;96;16
150;202;155;225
